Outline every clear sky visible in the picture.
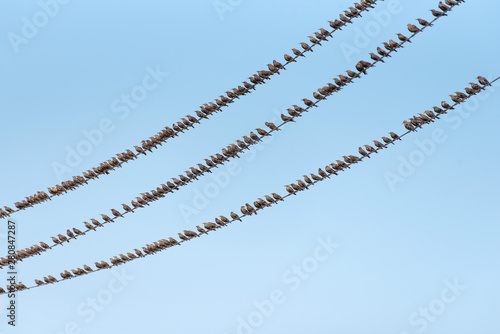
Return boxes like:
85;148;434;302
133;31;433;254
0;0;499;333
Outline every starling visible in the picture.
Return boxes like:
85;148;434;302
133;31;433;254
313;92;326;100
349;155;361;163
318;168;328;178
111;209;123;218
417;18;432;27
215;218;225;226
272;193;284;201
455;91;468;100
250;131;261;141
477;76;491;86
346;70;360;78
303;175;313;185
241;206;250;216
358;147;370;158
100;214;113;223
291;183;301;192
84;221;95;231
246;203;257;215
425;110;438;120
311;173;322;181
134;146;146;155
66;229;75;239
397;33;411;43
267;64;279;74
51;236;60;245
441;101;454;110
230;212;241;221
256;128;270;137
343;155;352;164
431;9;446;17
370;52;384;63
445;0;458;5
339;14;352;24
449;94;462;103
419;113;433;123
403;120;415;131
265;122;279;131
184;230;198;238
300;42;312;52
465;87;476;96
284;54;296;63
376;47;390;57
390;132;400;141
308;36;321;46
83;265;93;272
433;106;447;115
292;48;304;57
35;279;44;286
73;227;84;236
122;203;133;213
325;166;336;175
438;2;451;12
469;82;483;91
407;24;421;34
91;218;103;227
373;141;386;149
302;98;317;107
281;114;295;122
265;195;276;204
382;136;393;145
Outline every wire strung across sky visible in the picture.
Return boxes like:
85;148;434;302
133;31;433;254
0;1;466;267
0;0;387;219
3;73;495;294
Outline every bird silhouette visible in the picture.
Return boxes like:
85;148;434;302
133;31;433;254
477;76;491;86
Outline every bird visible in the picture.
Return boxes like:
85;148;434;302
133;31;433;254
425;110;438;120
477;76;491;86
431;9;446;18
83;265;93;272
455;91;468;100
449;94;462;103
272;193;284;202
308;35;321;46
433;106;447;115
230;212;241;221
265;122;279;131
403;120;416;131
313;92;326;100
111;209;123;218
291;183;301;192
73;227;84;236
445;0;458;5
292;48;304;57
376;47;390;57
84;221;95;231
281;114;295;122
390;132;400;141
417;18;432;27
178;233;189;241
91;218;103;227
302;98;317;107
246;203;257;215
382;136;393;145
240;206;249;216
310;173;322;181
264;195;276;204
100;214;113;223
51;236;60;245
407;24;421;34
286;185;296;195
184;230;198;238
196;226;207;235
373;140;386;150
343;155;352;164
370;52;384;63
358;147;370;158
66;229;75;239
469;82;483;91
441;101;454;110
300;42;312;52
122;203;133;213
349;155;361;163
339;14;352;24
284;54;296;63
318;168;329;178
35;279;45;286
438;2;451;12
256;128;270;137
397;33;411;43
303;175;313;185
220;216;231;225
346;70;360;78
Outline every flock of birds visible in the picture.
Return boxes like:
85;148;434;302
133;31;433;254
0;0;387;219
0;0;482;293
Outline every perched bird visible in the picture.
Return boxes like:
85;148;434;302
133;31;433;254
51;236;60;245
178;233;189;241
403;120;416;131
343;155;352;164
91;218;103;227
272;193;284;201
246;203;257;215
122;203;133;213
318;168;329;178
373;140;386;150
35;279;45;286
449;94;462;103
308;36;321;46
230;212;241;221
477;76;491;86
256;128;270;137
469;82;483;91
300;42;312;52
390;132;400;141
441;101;454;110
291;183;301;192
240;206;250;216
302;98;317;107
73;227;84;236
265;122;279;131
382;136;393;145
425;110;439;120
433;106;446;115
281;114;295;122
407;24;421;34
286;185;296;195
370;52;384;63
417;18;432;27
83;265;93;272
455;91;468;100
66;229;75;239
397;33;411;43
284;54;296;63
84;221;95;231
445;0;458;6
184;230;198;238
431;9;446;18
438;2;451;12
220;215;231;225
311;173;323;181
265;195;276;204
292;48;304;57
303;175;313;185
376;47;390;57
358;147;370;158
196;225;207;235
346;70;360;79
111;209;123;218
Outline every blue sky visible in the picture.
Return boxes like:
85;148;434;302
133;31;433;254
0;0;499;333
